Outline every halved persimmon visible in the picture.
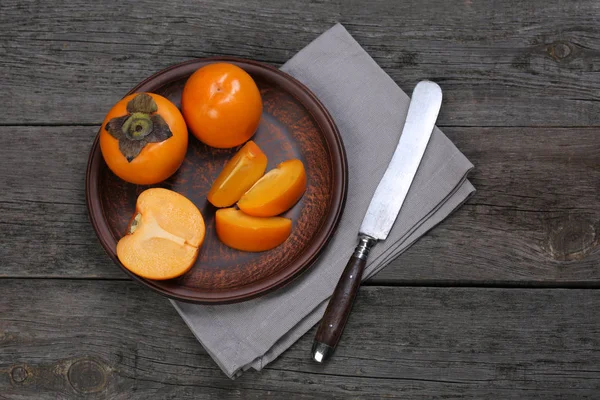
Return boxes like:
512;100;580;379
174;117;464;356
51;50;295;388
207;141;268;208
116;188;205;280
237;159;307;217
216;208;292;252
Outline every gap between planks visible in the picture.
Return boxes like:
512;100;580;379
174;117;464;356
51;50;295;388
1;276;600;290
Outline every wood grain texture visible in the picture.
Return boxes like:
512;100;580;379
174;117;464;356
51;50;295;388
1;0;600;126
1;280;599;399
2;1;600;396
2;125;598;283
382;126;600;285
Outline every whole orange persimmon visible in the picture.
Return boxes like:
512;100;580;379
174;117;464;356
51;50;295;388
100;92;188;185
181;63;263;148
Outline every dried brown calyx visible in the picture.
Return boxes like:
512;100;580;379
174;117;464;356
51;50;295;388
105;93;173;162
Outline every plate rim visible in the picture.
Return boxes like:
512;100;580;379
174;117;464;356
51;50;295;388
85;56;348;304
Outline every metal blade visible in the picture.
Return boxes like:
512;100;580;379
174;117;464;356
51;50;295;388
359;81;442;240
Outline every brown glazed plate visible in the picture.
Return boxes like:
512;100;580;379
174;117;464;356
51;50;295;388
86;57;348;304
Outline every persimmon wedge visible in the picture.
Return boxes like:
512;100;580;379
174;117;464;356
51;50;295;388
237;159;307;217
216;208;292;252
116;188;205;280
207;141;268;208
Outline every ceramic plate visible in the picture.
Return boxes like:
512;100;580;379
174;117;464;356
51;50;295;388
86;57;347;303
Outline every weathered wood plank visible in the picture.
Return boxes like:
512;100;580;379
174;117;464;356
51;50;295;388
1;280;599;399
1;0;600;126
382;125;600;284
2;126;598;283
0;125;121;278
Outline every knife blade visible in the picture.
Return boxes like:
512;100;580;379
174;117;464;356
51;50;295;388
312;81;443;363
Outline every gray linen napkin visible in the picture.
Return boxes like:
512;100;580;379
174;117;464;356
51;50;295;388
171;23;475;378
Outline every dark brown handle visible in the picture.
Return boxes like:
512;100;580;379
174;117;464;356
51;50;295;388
312;235;377;363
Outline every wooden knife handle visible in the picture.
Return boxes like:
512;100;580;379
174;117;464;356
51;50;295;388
312;235;377;363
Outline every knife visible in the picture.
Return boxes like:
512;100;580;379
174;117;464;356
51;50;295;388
312;80;443;363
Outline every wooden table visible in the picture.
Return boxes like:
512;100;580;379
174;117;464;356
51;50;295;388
2;1;599;398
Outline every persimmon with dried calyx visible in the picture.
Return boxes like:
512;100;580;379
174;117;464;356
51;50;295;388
207;141;268;208
100;92;188;185
181;63;263;148
116;188;205;280
216;208;292;252
238;159;307;217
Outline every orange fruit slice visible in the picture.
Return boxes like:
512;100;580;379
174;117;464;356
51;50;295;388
237;159;307;217
116;188;205;280
216;208;292;252
207;141;268;208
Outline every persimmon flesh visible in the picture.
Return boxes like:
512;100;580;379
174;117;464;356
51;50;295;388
237;159;307;217
216;208;292;252
207;141;268;208
116;188;205;280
